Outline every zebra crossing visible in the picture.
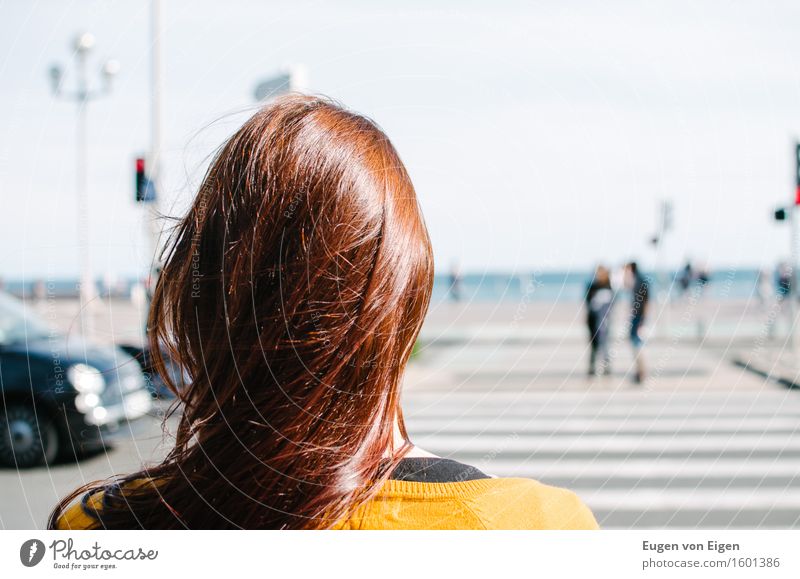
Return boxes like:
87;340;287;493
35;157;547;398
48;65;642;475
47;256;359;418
403;389;800;528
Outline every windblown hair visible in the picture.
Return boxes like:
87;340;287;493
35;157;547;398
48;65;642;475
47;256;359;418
49;94;434;529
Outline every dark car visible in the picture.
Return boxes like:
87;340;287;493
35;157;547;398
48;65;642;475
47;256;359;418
118;343;186;399
0;292;152;468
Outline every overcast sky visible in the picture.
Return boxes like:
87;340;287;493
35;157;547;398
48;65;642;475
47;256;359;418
2;0;800;279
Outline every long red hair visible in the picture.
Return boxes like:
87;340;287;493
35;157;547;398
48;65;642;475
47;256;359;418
49;94;434;529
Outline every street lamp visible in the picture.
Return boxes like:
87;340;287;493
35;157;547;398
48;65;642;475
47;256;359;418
48;33;119;339
649;199;674;337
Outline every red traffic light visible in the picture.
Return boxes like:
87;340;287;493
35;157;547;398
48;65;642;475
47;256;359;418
135;157;150;202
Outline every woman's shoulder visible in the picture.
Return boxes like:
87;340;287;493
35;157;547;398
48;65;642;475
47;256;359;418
56;488;105;530
462;477;600;530
55;478;154;530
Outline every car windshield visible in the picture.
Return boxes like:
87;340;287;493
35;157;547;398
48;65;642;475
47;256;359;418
0;292;53;344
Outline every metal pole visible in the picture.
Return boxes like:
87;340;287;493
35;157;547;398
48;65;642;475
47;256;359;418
49;34;117;340
148;0;164;290
75;47;95;339
791;204;798;349
652;201;670;339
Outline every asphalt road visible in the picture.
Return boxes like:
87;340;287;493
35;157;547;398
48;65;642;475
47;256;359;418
2;298;798;529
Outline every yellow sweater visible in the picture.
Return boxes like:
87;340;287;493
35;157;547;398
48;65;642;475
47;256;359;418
56;477;599;530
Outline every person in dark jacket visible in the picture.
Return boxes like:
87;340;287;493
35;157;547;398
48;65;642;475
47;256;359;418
585;265;614;376
624;261;650;384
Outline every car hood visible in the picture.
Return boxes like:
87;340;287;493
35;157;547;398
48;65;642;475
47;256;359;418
4;334;138;373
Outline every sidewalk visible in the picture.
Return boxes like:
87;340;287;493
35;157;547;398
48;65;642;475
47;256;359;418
34;296;791;392
409;299;785;394
421;299;777;347
406;338;771;394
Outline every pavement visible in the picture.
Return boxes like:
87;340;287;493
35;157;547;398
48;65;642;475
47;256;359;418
0;406;175;530
1;296;799;529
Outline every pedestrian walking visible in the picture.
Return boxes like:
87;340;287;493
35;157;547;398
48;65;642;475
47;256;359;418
624;261;650;384
768;261;794;340
449;260;463;302
677;260;692;299
585;265;614;376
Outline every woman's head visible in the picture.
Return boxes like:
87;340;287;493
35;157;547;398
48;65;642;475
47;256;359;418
594;265;610;286
51;94;434;529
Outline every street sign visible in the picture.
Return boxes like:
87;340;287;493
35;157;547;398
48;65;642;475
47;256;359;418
254;72;293;101
661;200;674;233
795;142;800;205
253;66;308;101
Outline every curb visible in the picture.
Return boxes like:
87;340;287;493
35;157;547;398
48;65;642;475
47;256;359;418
731;357;800;390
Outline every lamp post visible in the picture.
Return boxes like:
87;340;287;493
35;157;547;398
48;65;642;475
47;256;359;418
649;199;674;338
48;33;119;339
147;0;164;293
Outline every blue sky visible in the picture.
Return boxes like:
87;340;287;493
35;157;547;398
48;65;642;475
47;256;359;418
2;0;800;279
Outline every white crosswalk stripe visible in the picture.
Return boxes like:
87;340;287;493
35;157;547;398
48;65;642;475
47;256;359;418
403;389;800;528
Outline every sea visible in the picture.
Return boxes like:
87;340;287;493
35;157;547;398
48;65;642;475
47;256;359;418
2;269;767;303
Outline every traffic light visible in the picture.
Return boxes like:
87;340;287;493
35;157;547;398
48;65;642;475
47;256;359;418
135;157;156;202
135;158;146;202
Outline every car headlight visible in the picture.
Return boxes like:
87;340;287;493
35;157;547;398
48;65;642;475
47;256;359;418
67;364;106;394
